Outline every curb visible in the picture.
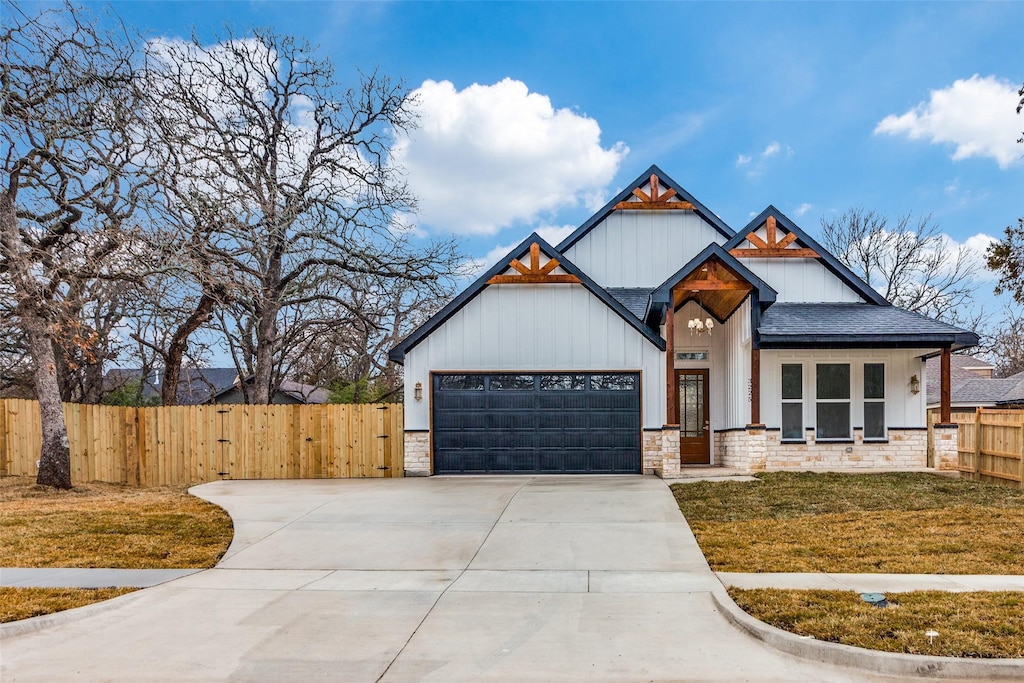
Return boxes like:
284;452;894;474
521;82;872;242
0;588;150;639
710;583;1024;680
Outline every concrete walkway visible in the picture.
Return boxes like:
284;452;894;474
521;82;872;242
0;476;1016;682
0;568;200;588
720;572;1024;592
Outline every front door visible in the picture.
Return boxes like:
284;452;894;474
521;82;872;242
676;369;710;464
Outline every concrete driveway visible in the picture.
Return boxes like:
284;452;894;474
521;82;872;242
1;476;925;681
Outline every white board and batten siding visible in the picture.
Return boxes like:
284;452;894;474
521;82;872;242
403;283;666;430
742;258;865;303
759;349;929;431
563;211;728;288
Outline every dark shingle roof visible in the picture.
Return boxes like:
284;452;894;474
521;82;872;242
606;288;653;321
758;303;979;347
104;368;240;405
924;355;994;404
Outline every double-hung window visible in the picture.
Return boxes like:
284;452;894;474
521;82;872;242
816;363;850;440
863;363;886;439
781;364;803;440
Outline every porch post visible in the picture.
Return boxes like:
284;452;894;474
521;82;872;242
749;346;763;427
665;293;676;425
940;345;951;424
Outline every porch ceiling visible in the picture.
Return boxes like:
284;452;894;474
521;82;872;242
671;255;753;321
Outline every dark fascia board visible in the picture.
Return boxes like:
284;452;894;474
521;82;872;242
556;164;735;252
649;243;778;306
388;232;666;364
760;332;980;348
723;206;890;306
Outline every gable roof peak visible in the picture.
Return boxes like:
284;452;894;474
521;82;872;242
557;164;735;252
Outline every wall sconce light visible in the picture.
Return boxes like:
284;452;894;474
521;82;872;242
909;375;920;395
414;382;423;401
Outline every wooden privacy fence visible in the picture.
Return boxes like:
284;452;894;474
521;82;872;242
0;399;404;486
954;408;1024;488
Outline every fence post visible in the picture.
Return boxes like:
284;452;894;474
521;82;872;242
974;407;983;480
1019;421;1023;490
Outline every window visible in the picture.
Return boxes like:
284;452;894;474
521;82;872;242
816;364;850;439
438;375;484;391
590;374;635;390
539;374;585;391
864;363;885;439
676;351;709;362
781;364;803;440
488;375;535;391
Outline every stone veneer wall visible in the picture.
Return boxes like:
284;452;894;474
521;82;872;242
404;432;431;476
717;427;930;472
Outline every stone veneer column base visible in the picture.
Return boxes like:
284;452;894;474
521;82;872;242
646;427;681;478
403;432;431;476
932;424;960;471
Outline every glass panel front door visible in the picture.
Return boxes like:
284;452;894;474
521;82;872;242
676;369;710;464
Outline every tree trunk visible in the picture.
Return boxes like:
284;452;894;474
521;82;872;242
161;294;217;405
0;193;72;488
252;306;277;404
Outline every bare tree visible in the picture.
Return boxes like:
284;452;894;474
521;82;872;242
141;30;462;404
819;209;978;323
1;2;145;488
984;308;1024;378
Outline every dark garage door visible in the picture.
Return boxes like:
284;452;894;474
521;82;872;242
432;372;641;474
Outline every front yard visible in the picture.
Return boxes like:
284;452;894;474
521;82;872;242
674;472;1024;658
672;472;1024;574
0;476;233;623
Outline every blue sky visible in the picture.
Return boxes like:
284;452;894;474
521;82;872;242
48;1;1024;315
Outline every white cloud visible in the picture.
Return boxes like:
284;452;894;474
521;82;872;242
875;75;1022;169
793;202;813;218
762;142;781;158
390;78;628;235
735;154;752;167
467;224;578;275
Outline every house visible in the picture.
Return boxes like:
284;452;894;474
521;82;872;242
104;367;241;405
104;368;329;405
212;378;330;405
389;165;978;476
926;356;1024;411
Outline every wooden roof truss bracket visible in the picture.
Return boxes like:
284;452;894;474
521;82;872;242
487;242;581;284
729;215;820;258
614;174;695;211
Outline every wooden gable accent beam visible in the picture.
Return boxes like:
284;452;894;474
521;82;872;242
729;215;820;258
614;173;695;211
487;242;582;285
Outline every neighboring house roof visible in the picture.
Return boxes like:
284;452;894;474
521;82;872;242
757;303;979;348
556;164;735;252
211;378;331;404
606;288;654;321
924;353;1024;406
389;232;667;364
104;367;239;405
722;206;890;306
924;355;996;405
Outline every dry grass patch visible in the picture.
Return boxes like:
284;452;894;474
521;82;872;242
730;588;1024;659
0;587;136;623
673;473;1024;574
0;476;232;568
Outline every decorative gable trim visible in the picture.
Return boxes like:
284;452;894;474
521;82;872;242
486;242;581;285
723;206;889;306
613;173;695;211
728;215;820;258
557;164;734;252
389;233;665;364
